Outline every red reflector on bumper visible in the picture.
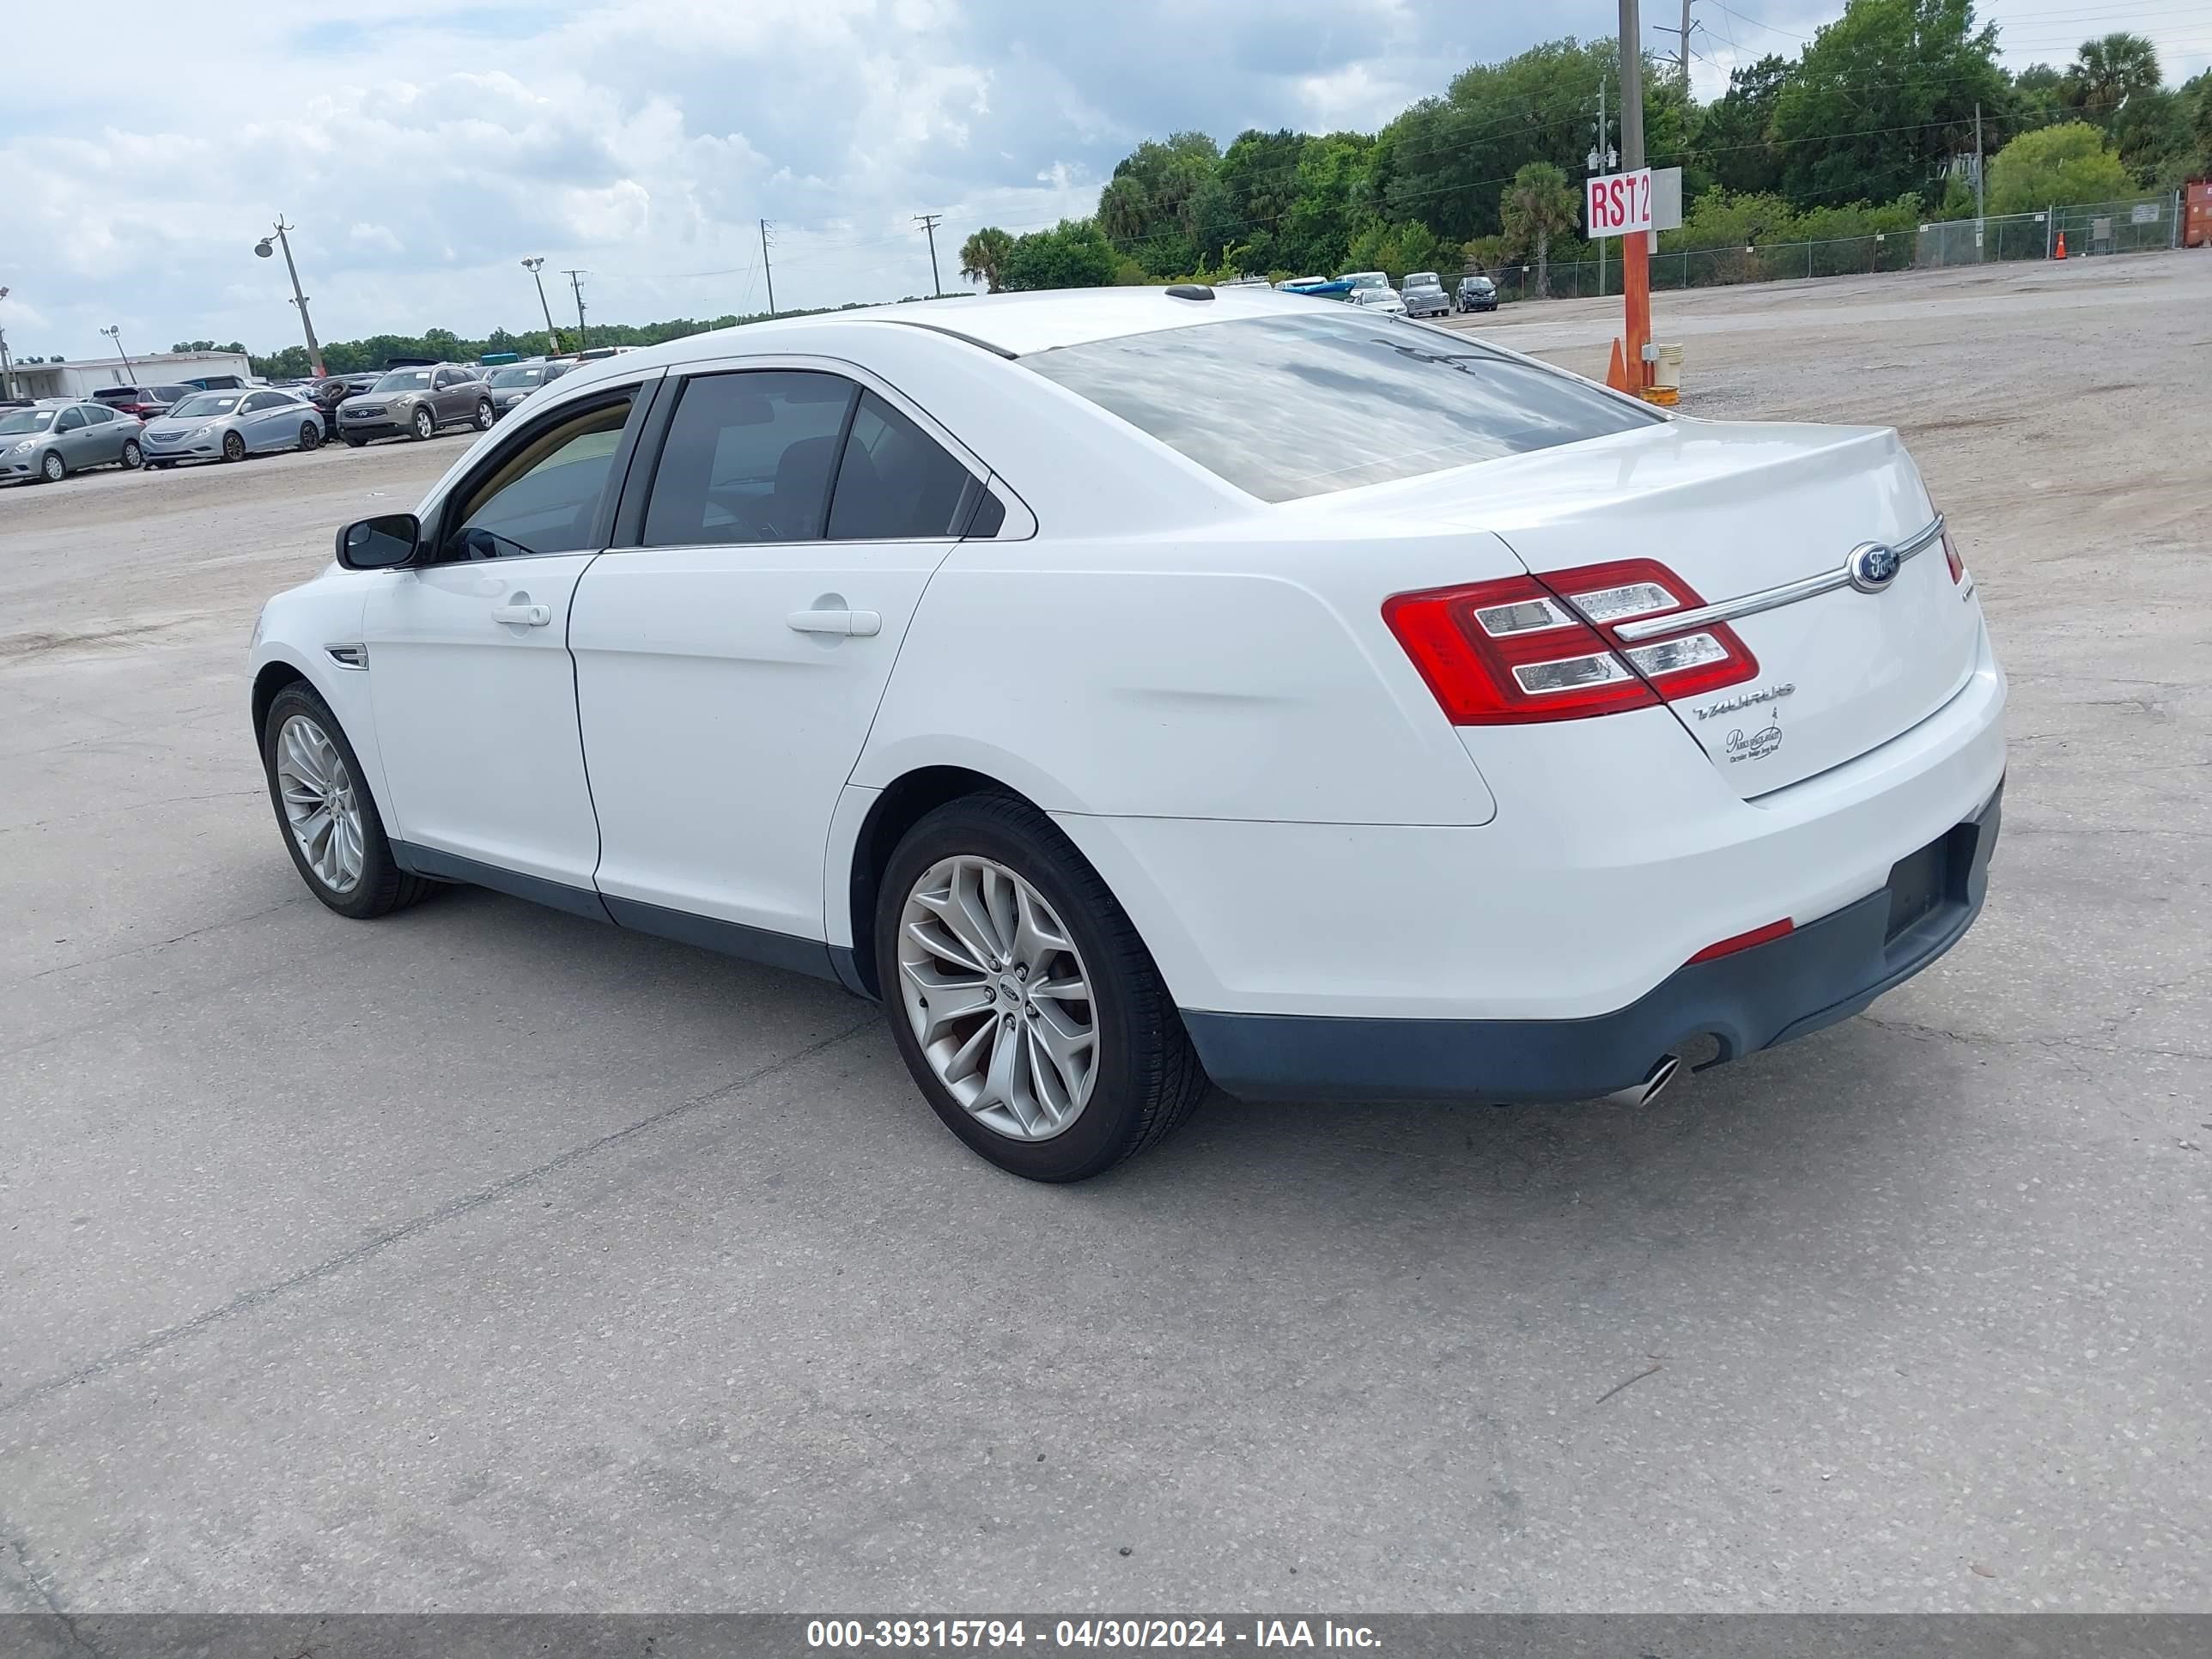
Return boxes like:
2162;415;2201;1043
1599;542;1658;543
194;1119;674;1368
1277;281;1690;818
1687;919;1795;964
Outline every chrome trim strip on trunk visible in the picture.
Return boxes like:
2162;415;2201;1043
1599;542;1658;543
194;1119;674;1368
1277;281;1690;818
1613;514;1945;643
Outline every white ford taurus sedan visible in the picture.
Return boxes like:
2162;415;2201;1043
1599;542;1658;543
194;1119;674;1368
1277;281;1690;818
249;285;2004;1181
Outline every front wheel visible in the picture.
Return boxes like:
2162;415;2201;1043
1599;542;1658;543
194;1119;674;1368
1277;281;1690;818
472;398;494;431
411;406;434;441
261;683;430;920
298;421;322;452
39;450;64;483
120;438;143;469
222;430;246;463
876;793;1205;1182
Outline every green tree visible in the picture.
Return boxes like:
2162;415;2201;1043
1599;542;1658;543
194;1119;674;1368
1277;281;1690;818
2063;32;2161;118
999;219;1119;291
1984;120;2136;213
958;226;1015;292
1499;161;1580;295
1771;0;2008;210
1697;54;1793;196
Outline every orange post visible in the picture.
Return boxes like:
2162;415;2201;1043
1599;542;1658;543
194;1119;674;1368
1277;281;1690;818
1623;228;1652;390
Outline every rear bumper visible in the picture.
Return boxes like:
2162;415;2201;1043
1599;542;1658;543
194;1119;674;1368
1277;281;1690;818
1182;785;2000;1103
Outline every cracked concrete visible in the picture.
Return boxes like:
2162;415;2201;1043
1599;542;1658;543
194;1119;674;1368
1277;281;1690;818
0;254;2207;1613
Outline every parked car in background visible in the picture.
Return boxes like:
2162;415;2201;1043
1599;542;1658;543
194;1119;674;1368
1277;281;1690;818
483;359;575;419
1343;270;1390;292
301;374;378;439
92;385;194;422
337;364;494;446
1401;272;1451;318
1350;286;1408;316
181;374;251;391
1456;275;1499;313
140;388;325;467
1;399;146;483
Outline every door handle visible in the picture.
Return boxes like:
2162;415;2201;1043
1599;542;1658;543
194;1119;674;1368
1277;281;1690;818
785;608;882;638
490;603;551;627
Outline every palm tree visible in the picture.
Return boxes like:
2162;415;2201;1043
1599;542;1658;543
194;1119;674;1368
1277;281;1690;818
1097;176;1152;244
958;227;1015;294
2065;32;2161;117
1500;161;1580;298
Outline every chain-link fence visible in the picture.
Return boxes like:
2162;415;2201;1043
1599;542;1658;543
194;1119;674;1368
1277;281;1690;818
1469;192;2181;305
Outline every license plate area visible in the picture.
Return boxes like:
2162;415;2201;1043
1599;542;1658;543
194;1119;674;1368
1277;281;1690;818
1884;822;1972;943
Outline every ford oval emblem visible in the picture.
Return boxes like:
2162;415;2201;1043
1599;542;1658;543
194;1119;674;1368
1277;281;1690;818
1846;541;1903;594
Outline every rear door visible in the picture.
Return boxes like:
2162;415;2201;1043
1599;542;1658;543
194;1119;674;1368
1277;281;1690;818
569;362;980;947
360;380;654;896
240;391;295;452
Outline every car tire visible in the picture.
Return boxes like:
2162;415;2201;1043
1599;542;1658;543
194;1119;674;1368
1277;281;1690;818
875;792;1206;1182
120;438;143;469
411;406;434;441
222;430;246;463
473;398;494;432
343;434;368;448
38;450;64;483
261;682;433;921
298;422;322;452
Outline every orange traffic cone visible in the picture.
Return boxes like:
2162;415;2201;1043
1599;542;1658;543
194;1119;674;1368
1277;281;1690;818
2054;231;2068;259
1604;337;1632;391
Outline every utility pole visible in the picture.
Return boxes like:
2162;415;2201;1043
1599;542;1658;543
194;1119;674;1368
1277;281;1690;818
1653;0;1695;96
253;218;325;377
1973;102;1987;261
914;214;945;298
1589;76;1612;297
760;220;776;315
521;258;562;354
562;269;588;350
1619;0;1651;393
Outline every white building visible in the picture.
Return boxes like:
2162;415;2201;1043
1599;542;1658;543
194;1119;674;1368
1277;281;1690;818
3;349;256;401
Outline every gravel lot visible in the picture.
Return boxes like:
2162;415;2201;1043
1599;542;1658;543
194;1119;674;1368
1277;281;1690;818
3;253;2208;1617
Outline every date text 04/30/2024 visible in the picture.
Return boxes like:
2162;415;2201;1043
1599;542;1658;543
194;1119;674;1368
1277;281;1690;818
805;1619;1382;1649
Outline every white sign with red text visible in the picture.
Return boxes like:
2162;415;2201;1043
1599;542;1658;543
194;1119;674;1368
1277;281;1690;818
1585;168;1653;240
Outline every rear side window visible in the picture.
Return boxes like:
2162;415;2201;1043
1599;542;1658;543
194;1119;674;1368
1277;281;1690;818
1024;312;1658;503
642;371;857;547
445;392;635;560
826;392;970;539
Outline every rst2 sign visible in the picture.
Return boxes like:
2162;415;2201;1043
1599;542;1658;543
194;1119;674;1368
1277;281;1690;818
1585;168;1653;239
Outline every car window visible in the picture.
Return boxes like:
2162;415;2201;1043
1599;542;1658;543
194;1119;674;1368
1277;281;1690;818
642;370;859;547
56;407;87;431
79;405;112;423
241;392;280;413
826;391;972;540
445;392;635;561
1024;312;1659;504
0;410;57;434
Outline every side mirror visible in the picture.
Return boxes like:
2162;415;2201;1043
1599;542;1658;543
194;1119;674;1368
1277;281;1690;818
337;513;421;570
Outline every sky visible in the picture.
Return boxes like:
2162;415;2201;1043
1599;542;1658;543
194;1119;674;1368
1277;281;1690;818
2;0;2205;365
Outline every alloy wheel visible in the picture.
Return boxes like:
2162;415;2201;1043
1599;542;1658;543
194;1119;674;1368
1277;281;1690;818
121;439;143;468
896;854;1099;1141
273;714;366;894
413;407;434;440
40;451;64;482
223;431;245;462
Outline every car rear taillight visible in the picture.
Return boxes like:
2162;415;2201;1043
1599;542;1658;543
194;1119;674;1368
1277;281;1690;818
1383;558;1758;726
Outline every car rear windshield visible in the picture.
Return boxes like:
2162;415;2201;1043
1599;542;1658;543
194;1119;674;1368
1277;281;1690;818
168;393;240;418
1024;313;1658;503
92;387;142;402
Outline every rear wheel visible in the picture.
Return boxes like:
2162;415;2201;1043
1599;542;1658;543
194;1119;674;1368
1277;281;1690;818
343;434;368;448
222;430;246;463
411;406;434;441
298;421;322;452
120;438;143;469
876;793;1206;1182
472;398;494;431
260;683;431;920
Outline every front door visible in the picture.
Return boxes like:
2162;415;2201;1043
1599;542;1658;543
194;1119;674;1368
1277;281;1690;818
570;367;979;946
362;384;647;902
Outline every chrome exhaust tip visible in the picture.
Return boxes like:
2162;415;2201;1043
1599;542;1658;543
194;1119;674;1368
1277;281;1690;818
1602;1053;1680;1109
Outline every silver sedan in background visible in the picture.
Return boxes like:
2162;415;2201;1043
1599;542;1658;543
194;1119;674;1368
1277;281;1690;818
138;388;326;468
0;399;145;484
